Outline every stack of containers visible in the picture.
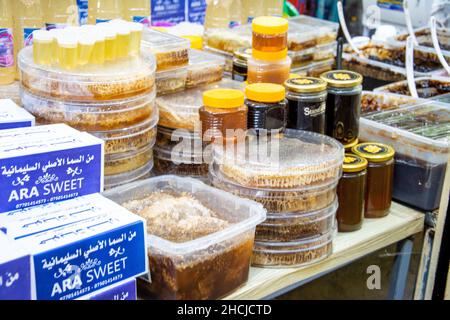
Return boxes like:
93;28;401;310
247;16;292;85
154;79;244;180
18;25;158;190
210;130;344;267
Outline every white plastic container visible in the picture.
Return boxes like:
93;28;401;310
289;15;339;47
103;175;266;300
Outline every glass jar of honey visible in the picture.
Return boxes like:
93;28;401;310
232;47;252;82
199;89;247;143
247;50;291;85
320;70;363;145
352;142;395;219
337;154;368;232
252;16;288;52
284;76;327;134
245;83;287;134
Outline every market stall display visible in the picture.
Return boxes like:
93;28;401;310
374;77;450;99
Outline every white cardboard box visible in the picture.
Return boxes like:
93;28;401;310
79;278;137;300
0;99;34;130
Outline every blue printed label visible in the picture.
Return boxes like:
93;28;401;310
96;19;111;24
0;121;33;131
377;0;403;11
0;28;14;68
88;279;136;300
0;255;31;300
23;28;40;47
45;23;69;31
151;0;185;25
77;0;88;25
133;16;151;27
34;222;146;300
0;145;102;213
187;0;206;24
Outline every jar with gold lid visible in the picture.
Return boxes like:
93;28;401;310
337;153;368;232
232;47;252;82
321;70;363;145
352;142;395;219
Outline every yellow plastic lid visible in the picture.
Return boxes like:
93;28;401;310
203;89;245;109
183;35;203;50
245;83;286;103
342;153;368;173
252;48;288;61
252;16;289;35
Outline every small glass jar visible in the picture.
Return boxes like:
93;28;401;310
232;47;252;82
245;83;287;133
337;154;368;232
320;70;363;145
284;76;327;134
247;50;291;85
199;89;247;143
352;142;395;219
252;16;288;52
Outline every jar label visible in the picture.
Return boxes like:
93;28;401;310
23;28;41;47
133;16;151;27
304;102;326;117
0;28;14;68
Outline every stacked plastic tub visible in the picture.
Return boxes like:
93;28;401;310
18;46;158;189
210;130;344;267
154;79;244;180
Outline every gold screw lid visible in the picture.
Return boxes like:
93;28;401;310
284;76;327;93
343;138;359;151
234;47;252;61
352;142;395;162
343;153;368;173
320;70;363;88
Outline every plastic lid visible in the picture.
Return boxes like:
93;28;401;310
33;30;53;43
109;20;131;35
252;16;289;35
342;153;368;172
203;89;244;109
352;142;395;162
245;83;285;103
183;35;203;50
78;32;96;45
252;48;288;61
57;33;78;48
285;77;327;93
320;70;363;88
234;47;252;61
97;23;118;39
343;138;359;150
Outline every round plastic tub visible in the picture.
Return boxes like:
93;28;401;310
156;67;187;96
105;143;154;176
213;129;344;189
104;159;154;190
154;146;209;177
19;46;156;102
255;199;338;242
210;163;338;213
252;228;336;268
156;125;203;151
21;88;156;131
91;110;159;155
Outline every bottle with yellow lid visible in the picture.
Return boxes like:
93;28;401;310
199;89;247;143
337;153;368;232
320;70;363;145
247;51;291;85
352;142;395;219
284;76;327;134
252;16;288;53
33;29;53;66
245;83;287;133
57;32;78;70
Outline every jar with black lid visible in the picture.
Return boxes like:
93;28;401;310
245;83;287;134
320;70;363;145
352;142;395;219
284;76;327;134
337;154;368;232
232;48;252;82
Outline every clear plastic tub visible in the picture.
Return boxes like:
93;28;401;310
204;45;234;74
19;46;156;102
187;49;225;88
361;91;426;116
285;23;317;51
213;129;344;189
374;77;450;99
291;58;335;78
104;143;154;176
154;146;209;177
156;67;187;96
391;27;450;56
252;228;335;267
290;42;337;68
21;88;156;131
256;199;338;242
204;26;252;55
0;81;21;106
289;15;339;46
210;162;338;213
103;176;266;300
156;125;204;154
141;29;190;71
360;101;450;211
104;159;154;190
156;79;245;131
91;110;159;155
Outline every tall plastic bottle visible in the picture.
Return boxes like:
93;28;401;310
13;0;45;78
264;0;284;17
0;0;15;84
45;0;79;30
88;0;123;25
242;0;264;24
204;0;242;30
123;0;151;26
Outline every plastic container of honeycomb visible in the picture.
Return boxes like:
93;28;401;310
21;88;156;132
104;143;155;176
187;49;225;89
104;158;154;190
156;67;187;96
19;46;156;102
